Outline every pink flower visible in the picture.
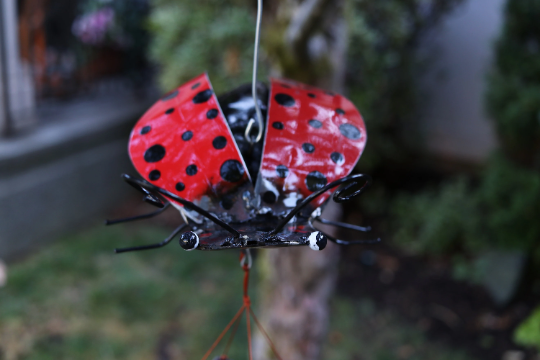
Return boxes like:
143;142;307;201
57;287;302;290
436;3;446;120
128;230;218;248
72;7;116;46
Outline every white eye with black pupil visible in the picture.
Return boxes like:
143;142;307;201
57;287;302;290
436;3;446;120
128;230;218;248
308;231;327;251
179;231;199;251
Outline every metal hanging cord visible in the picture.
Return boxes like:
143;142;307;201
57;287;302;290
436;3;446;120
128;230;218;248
245;0;264;144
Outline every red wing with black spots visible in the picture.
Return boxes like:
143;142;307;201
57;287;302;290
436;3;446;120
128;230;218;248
128;73;253;220
255;78;367;213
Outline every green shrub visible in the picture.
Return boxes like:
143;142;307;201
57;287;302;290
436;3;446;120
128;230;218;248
392;156;540;258
514;306;540;352
486;0;540;166
478;156;540;251
392;178;484;255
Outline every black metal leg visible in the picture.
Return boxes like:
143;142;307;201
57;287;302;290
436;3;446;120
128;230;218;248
314;217;371;232
114;223;189;253
269;174;371;235
105;203;171;225
329;237;381;245
122;174;240;238
313;219;380;245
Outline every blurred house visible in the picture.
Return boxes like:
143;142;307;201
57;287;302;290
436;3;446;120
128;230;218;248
0;0;153;259
420;0;503;163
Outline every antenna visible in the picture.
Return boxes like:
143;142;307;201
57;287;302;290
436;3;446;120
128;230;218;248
245;0;264;144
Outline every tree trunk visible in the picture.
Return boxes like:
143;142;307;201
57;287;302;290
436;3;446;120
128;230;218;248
254;203;342;360
255;1;347;359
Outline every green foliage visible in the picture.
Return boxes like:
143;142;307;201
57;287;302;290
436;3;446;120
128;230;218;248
0;225;252;359
392;156;540;257
514;306;540;351
486;0;540;166
148;0;258;93
478;156;540;250
392;178;483;255
345;0;465;170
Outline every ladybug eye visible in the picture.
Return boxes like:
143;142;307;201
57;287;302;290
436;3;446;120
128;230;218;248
179;231;199;251
308;231;327;251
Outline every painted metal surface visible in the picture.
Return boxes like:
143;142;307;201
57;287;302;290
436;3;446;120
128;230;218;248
128;73;253;220
255;78;367;211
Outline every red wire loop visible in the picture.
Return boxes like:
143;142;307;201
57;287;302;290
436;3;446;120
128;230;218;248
200;251;283;360
243;264;251;308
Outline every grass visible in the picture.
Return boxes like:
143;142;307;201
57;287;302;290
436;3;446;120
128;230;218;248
0;224;475;360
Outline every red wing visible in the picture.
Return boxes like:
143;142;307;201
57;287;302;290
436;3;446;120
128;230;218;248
128;74;253;219
255;78;367;210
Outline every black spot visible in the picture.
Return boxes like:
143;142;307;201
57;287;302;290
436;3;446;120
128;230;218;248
276;164;289;178
331;152;344;164
263;191;277;204
193;89;213;104
144;145;166;163
316;232;327;250
272;122;284;130
281;83;291;88
336;108;346;115
186;164;198;176
182;131;193;141
140;126;151;135
165;108;174;115
175;182;185;192
191;82;200;90
302;143;315;153
213;136;227;150
207;108;218;119
326;91;335;96
309;119;322;128
149;170;161;181
307;93;316;98
220;160;245;182
162;90;178;101
339;123;361;140
220;196;234;210
274;93;295;107
306;171;327;192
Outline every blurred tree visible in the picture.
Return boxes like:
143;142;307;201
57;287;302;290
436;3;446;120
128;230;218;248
148;0;256;93
257;3;346;359
486;0;540;167
148;1;465;359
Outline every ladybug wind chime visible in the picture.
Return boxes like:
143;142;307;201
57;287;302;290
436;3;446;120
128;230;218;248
106;1;378;359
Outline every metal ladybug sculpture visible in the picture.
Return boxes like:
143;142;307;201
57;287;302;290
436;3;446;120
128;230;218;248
107;74;377;253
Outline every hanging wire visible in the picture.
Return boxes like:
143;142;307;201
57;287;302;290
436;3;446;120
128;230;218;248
245;0;264;145
200;250;283;360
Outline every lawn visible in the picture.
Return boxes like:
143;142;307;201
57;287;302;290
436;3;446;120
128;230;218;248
0;224;474;360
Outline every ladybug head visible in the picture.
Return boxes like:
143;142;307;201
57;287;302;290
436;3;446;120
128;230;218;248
108;75;379;253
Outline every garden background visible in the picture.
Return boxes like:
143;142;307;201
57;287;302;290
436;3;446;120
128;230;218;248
0;0;539;359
